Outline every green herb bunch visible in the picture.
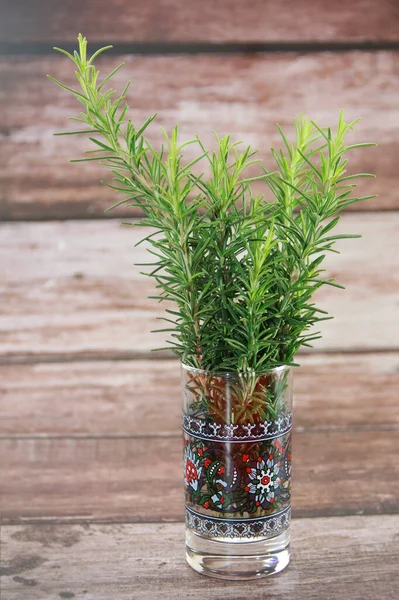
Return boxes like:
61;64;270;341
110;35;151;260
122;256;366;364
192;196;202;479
49;35;376;374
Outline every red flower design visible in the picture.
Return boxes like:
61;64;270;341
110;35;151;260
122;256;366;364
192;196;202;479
203;501;210;509
204;458;212;469
217;466;225;475
197;448;203;456
185;459;198;485
242;454;250;463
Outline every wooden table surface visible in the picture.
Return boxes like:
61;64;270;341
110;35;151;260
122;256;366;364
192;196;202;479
1;215;398;600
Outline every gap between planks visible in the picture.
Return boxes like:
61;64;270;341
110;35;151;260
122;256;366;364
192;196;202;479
3;505;399;527
1;205;398;225
1;424;398;441
2;41;399;57
2;346;399;366
1;0;399;44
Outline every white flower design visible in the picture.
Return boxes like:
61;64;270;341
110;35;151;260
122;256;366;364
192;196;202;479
245;456;281;508
183;446;202;491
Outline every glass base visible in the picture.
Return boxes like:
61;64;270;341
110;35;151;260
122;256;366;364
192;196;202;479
186;528;290;580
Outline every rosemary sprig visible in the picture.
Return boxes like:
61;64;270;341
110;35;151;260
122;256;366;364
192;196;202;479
49;34;377;373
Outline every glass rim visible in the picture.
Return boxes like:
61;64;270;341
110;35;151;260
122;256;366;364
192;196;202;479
181;362;291;378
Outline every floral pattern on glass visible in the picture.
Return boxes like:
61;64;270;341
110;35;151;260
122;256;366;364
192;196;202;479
183;429;291;518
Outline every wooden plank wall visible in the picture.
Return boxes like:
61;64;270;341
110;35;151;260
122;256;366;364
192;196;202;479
1;3;399;599
0;215;398;361
1;1;399;43
0;1;399;219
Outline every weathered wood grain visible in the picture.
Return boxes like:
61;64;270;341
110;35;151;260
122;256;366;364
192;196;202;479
0;215;398;360
1;0;398;44
1;430;398;523
1;517;399;599
1;353;398;436
1;52;397;219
